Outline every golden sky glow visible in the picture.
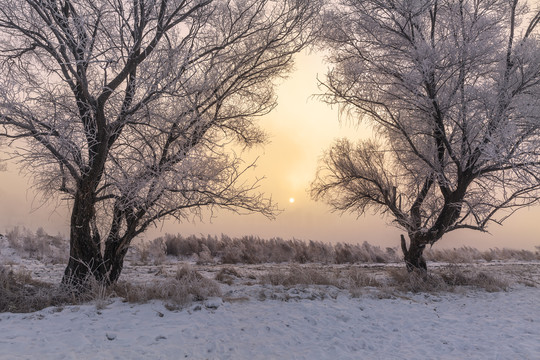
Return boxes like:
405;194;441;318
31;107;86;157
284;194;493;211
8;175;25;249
1;51;540;250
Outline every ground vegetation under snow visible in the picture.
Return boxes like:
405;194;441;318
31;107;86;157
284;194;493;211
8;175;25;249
1;230;539;359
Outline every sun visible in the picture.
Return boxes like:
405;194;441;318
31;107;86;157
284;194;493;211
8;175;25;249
289;197;295;204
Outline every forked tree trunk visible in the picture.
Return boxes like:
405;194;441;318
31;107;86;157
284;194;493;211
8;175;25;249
103;237;132;285
63;192;140;287
101;207;141;285
63;231;135;287
62;187;106;287
400;234;427;272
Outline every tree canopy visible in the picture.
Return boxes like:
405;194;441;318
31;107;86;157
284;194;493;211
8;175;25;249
0;0;321;284
312;0;540;270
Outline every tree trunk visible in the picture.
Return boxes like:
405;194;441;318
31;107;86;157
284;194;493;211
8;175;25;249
62;186;106;287
100;205;141;285
400;234;427;272
103;237;131;285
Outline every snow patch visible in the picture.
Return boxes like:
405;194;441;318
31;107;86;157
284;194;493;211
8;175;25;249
0;288;539;359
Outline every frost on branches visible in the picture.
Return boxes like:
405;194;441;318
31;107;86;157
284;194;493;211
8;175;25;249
0;0;321;285
311;0;540;271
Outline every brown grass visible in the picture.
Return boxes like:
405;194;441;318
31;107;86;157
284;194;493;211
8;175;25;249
424;246;540;263
0;265;89;313
4;228;539;266
0;261;518;314
258;264;511;297
2;228;530;312
386;266;509;293
113;265;221;309
215;267;241;285
0;263;221;313
346;267;382;297
160;234;401;264
156;233;540;265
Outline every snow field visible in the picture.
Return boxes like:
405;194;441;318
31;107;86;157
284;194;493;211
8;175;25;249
0;286;538;359
1;234;539;359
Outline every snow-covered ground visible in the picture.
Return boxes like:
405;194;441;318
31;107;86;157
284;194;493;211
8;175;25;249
1;287;539;359
1;235;539;359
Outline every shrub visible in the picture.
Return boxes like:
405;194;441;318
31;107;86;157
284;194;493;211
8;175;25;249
134;237;166;264
4;227;67;263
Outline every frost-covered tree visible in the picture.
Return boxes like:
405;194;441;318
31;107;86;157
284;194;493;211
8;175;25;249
311;0;540;271
0;0;321;285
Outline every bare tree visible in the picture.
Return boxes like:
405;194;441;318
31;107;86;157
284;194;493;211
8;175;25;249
0;0;321;285
311;0;540;271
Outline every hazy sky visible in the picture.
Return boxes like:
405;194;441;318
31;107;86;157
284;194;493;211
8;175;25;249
1;51;539;251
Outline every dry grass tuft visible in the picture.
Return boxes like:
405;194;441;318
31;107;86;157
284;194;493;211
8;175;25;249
386;266;509;293
346;267;382;297
440;268;509;292
113;265;221;308
0;265;93;313
387;268;450;293
215;267;241;285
